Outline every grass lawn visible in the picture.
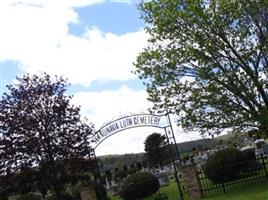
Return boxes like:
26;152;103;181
109;181;268;200
146;181;183;200
203;183;268;200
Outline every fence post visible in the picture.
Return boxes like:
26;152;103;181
181;164;203;200
261;154;268;180
80;188;97;200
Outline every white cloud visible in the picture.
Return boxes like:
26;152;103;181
71;86;202;155
0;1;148;86
72;86;152;127
0;1;201;155
72;86;154;155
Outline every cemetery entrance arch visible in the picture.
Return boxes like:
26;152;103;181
89;113;184;200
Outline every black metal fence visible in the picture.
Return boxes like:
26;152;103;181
197;154;268;197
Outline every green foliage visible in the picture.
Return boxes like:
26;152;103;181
204;148;249;183
135;0;268;136
99;138;223;173
16;193;41;200
144;133;168;168
153;193;168;200
242;148;256;161
120;172;160;200
61;193;75;200
109;180;178;200
47;193;74;200
95;180;107;200
114;169;127;181
127;167;138;175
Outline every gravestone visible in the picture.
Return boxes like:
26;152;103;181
111;184;121;196
106;177;111;190
154;171;169;186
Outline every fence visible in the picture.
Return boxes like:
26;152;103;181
197;154;268;197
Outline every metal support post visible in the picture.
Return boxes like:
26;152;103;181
164;127;184;200
166;112;182;165
89;148;107;200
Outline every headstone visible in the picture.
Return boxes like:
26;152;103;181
154;171;169;186
158;175;169;186
111;184;121;196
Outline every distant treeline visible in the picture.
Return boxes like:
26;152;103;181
98;137;226;172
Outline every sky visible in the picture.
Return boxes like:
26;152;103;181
0;0;201;156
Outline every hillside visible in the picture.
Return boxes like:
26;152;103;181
98;137;226;171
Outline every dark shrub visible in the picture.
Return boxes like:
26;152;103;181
60;193;74;200
242;148;256;161
114;169;127;181
120;172;159;200
16;193;41;200
204;148;249;183
128;167;138;175
242;148;263;170
47;193;74;200
95;181;107;200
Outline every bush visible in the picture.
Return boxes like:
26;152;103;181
120;172;160;200
128;167;138;175
204;148;249;183
47;193;74;200
16;193;41;200
95;181;107;200
242;148;263;170
242;148;256;161
114;169;127;181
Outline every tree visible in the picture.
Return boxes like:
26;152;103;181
0;73;94;199
144;133;167;168
135;0;268;137
204;148;249;183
